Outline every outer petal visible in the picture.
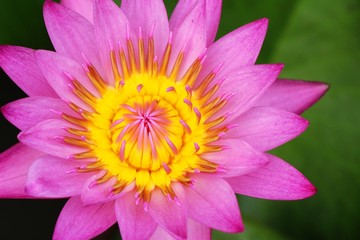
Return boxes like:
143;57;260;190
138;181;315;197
168;0;207;78
36;50;98;111
1;96;73;131
94;0;135;84
25;155;93;198
227;154;317;200
60;0;93;23
121;0;169;58
43;0;101;70
201;139;269;177
149;220;211;240
81;172;134;206
211;64;283;122
196;18;268;87
149;189;187;239
0;46;57;97
0;143;45;198
185;175;243;233
18;119;86;159
150;226;174;240
115;192;157;240
256;79;329;114
53;196;116;240
225;107;309;152
170;0;222;46
187;219;211;240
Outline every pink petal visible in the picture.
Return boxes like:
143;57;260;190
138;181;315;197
93;0;135;85
81;172;134;206
185;175;243;233
256;79;329;114
0;46;57;97
18;119;86;159
36;50;98;111
227;154;317;200
60;0;93;23
149;226;174;240
1;96;73;131
187;219;211;240
0;143;45;198
201;139;269;177
170;0;222;46
149;220;211;240
225;107;309;152
149;189;187;239
43;0;101;70
121;0;169;59
196;18;269;87
115;192;157;240
212;64;283;123
168;0;207;78
53;196;116;240
25;155;93;198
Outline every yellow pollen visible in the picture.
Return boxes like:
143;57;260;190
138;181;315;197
63;34;229;202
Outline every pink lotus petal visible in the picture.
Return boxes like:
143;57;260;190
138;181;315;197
187;219;211;240
0;143;45;198
149;189;187;239
18;119;86;159
226;154;317;200
149;219;211;240
170;0;222;46
185;175;243;233
81;172;134;206
121;0;169;59
225;107;309;152
196;18;269;87
94;0;135;85
60;0;93;23
168;0;207;78
201;139;269;177
256;79;329;114
25;155;93;198
0;46;57;97
212;64;283;123
1;96;73;131
36;50;98;111
43;0;101;71
115;192;157;240
149;226;174;240
53;196;116;240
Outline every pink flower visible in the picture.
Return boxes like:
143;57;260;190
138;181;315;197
0;0;328;239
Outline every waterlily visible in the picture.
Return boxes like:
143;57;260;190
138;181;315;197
0;0;328;239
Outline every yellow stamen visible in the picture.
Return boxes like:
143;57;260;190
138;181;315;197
60;34;229;203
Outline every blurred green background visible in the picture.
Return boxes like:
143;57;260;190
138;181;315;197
0;0;359;239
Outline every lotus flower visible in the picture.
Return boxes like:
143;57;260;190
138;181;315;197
0;0;328;239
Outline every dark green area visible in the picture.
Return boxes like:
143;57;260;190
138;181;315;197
1;0;359;239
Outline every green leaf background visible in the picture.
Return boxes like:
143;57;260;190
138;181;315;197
0;0;359;239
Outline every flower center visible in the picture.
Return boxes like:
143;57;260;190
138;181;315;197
62;32;228;201
111;96;183;170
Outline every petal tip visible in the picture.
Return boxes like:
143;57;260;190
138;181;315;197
0;45;14;66
302;181;317;199
255;18;269;30
221;216;244;233
231;221;245;233
43;0;54;10
273;63;285;74
258;18;269;24
314;81;330;99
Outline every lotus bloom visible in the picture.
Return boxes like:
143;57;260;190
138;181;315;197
0;0;328;239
